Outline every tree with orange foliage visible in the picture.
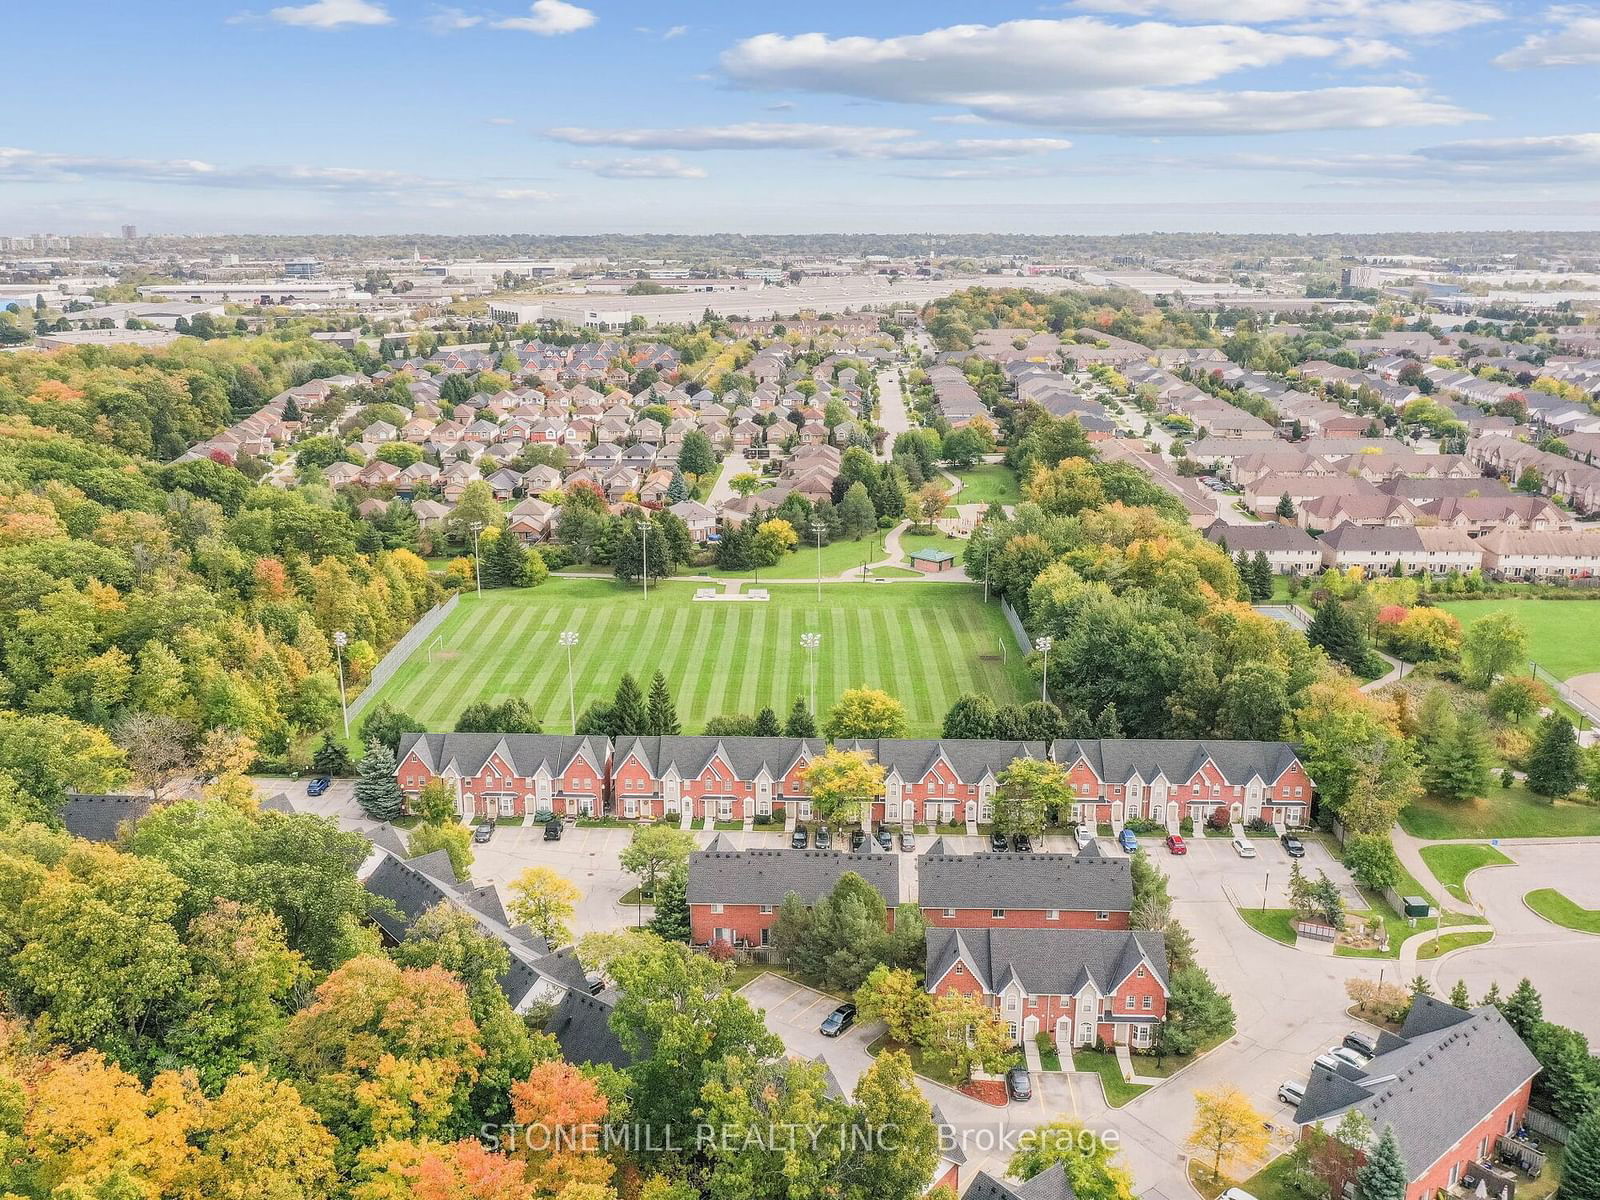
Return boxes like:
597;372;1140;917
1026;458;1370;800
510;1060;615;1197
353;1138;537;1200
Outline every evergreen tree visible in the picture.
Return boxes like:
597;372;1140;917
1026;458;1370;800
1251;551;1274;601
354;739;405;822
646;670;680;735
1424;711;1493;803
665;470;690;504
480;530;528;588
715;521;752;569
609;674;648;737
1501;979;1543;1039
1481;981;1502;1008
614;523;671;585
311;732;354;776
752;707;781;737
1308;599;1370;674
1527;713;1581;797
1091;703;1124;739
647;867;690;942
1276;493;1297;519
785;697;817;739
575;701;613;736
839;481;877;539
1449;980;1471;1009
1355;1126;1408;1200
1564;1103;1600;1200
1234;551;1254;602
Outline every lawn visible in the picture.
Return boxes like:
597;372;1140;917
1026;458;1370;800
899;530;969;564
700;532;893;580
1236;907;1298;945
360;577;1032;738
1435;597;1600;680
1070;1049;1150;1107
865;1033;994;1089
1416;930;1494;959
1419;843;1513;902
1400;784;1600;839
949;464;1021;508
1525;888;1600;934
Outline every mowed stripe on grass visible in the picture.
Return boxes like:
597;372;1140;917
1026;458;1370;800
368;577;1031;737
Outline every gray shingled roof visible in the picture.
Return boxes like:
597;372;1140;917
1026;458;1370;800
60;793;153;843
1049;738;1304;788
546;988;632;1069
926;927;1168;997
687;848;901;907
1294;999;1539;1178
918;847;1131;912
614;735;826;780
839;739;1048;783
397;732;609;778
962;1164;1076;1200
1204;519;1320;553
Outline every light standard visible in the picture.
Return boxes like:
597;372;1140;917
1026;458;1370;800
1034;635;1053;703
559;630;579;734
976;525;995;604
469;521;484;594
332;630;349;737
801;632;821;719
636;519;653;597
811;520;827;601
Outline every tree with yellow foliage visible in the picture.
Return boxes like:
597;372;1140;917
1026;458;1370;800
1188;1085;1270;1184
507;866;583;946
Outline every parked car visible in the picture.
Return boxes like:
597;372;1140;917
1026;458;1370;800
305;776;331;797
899;829;916;853
1327;1045;1369;1070
472;822;494;844
1074;825;1093;848
1232;837;1257;858
850;828;867;852
1342;1031;1379;1058
1118;828;1139;853
1220;1190;1259;1200
543;818;563;841
875;825;894;850
1277;1080;1306;1106
1165;834;1188;855
989;831;1011;853
1011;832;1032;853
1281;833;1306;858
1006;1066;1033;1102
791;824;809;849
820;1003;856;1037
814;826;832;850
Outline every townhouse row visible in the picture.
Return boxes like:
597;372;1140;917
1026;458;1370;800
395;732;1314;832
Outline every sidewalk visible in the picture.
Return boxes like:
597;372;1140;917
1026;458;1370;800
1115;1043;1165;1086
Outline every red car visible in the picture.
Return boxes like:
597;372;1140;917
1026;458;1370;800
1165;834;1188;855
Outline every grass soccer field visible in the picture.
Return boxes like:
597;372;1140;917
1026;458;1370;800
363;578;1033;737
1435;597;1600;680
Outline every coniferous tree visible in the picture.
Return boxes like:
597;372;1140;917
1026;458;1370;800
647;867;690;942
481;530;528;588
1449;980;1471;1009
311;732;354;776
665;471;690;505
1092;703;1124;739
1308;599;1370;674
609;674;648;737
1564;1103;1600;1200
785;697;817;739
1527;713;1581;797
1276;493;1297;519
354;739;405;822
752;707;781;737
1251;551;1273;600
1424;710;1492;803
716;521;752;569
1501;979;1543;1039
1355;1126;1408;1200
646;670;680;736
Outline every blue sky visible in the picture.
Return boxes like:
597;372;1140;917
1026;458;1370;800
5;0;1600;234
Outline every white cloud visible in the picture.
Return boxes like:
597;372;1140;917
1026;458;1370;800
663;24;688;39
719;16;1478;133
570;155;709;179
856;137;1073;160
426;5;482;31
1190;132;1600;181
1495;11;1600;67
494;0;594;35
269;0;391;27
1067;0;1503;36
0;146;556;202
889;165;1060;180
546;122;920;152
931;113;992;125
486;116;516;125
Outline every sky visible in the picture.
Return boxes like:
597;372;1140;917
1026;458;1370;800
5;0;1600;235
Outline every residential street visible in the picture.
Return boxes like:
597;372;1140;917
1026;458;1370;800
876;366;912;459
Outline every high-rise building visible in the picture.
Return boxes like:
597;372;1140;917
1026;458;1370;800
121;224;138;240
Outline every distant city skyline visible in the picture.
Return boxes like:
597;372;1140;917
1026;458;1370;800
6;1;1600;234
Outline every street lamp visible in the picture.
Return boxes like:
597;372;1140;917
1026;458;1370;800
469;521;484;594
559;630;579;734
976;525;995;604
332;630;349;738
636;519;653;597
811;520;827;601
801;632;821;719
1034;635;1053;702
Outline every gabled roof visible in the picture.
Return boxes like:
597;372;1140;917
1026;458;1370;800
613;735;825;782
926;927;1167;996
547;988;632;1068
687;847;901;908
59;793;153;843
918;846;1132;912
839;739;1048;784
397;732;609;779
962;1163;1077;1200
1047;738;1305;788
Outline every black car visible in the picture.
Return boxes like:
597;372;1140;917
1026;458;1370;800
472;822;494;844
874;825;894;850
543;817;563;841
1011;832;1032;853
791;824;809;849
1342;1030;1379;1058
849;828;867;851
1281;833;1306;858
1006;1066;1033;1102
820;1002;856;1037
989;830;1011;852
814;826;832;850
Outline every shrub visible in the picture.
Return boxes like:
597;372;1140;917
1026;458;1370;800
708;938;734;963
1209;806;1231;831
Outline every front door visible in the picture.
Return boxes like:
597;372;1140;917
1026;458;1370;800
964;801;976;823
1111;801;1123;823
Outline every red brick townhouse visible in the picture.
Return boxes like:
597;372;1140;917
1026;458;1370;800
835;738;1049;827
1050;738;1313;832
918;840;1133;931
395;732;610;821
610;735;825;823
1293;995;1540;1200
926;926;1169;1050
685;836;901;949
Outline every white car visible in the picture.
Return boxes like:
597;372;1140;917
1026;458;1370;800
1278;1080;1306;1106
1074;825;1094;848
1221;1190;1259;1200
1232;836;1257;858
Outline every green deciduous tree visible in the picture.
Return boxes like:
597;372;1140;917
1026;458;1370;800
992;758;1069;838
1008;1121;1135;1200
943;693;998;739
1462;611;1528;689
620;824;694;899
824;688;908;740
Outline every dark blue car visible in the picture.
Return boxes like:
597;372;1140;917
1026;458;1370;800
1118;828;1139;853
306;776;331;797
